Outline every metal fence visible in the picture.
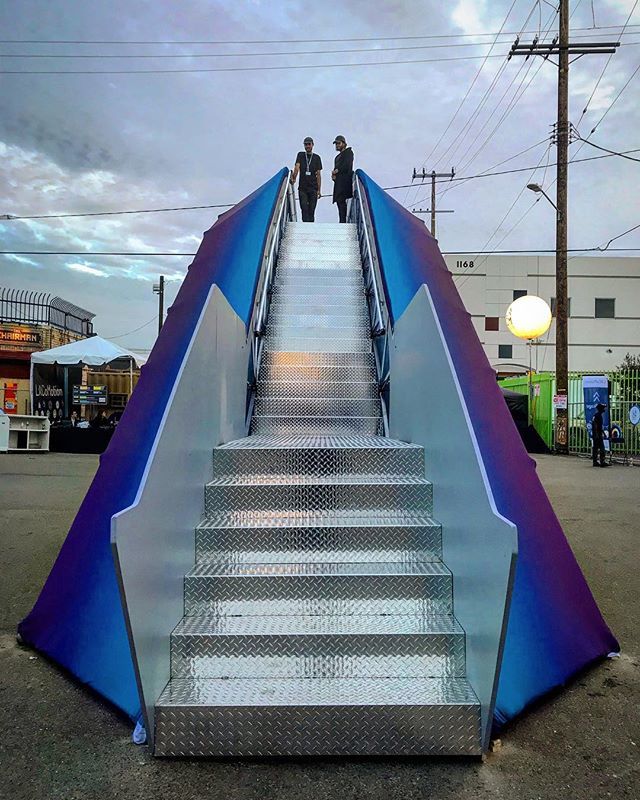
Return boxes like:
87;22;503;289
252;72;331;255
499;369;640;462
0;287;94;336
568;370;640;462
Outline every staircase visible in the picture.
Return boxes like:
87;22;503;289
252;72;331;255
154;222;481;756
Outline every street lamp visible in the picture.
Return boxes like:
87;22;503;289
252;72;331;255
506;295;552;427
526;183;559;213
526;181;569;453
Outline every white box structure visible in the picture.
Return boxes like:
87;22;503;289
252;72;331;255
0;414;50;453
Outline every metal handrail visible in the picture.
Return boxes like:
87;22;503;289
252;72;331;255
351;175;391;436
245;173;296;428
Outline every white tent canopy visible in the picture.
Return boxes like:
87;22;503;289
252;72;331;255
31;335;148;367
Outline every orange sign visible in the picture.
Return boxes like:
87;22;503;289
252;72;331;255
3;382;18;414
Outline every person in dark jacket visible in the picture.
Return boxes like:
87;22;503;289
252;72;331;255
290;137;322;222
591;402;609;467
331;135;354;223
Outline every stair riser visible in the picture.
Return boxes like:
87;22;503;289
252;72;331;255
271;286;363;299
267;310;371;326
204;482;431;516
154;704;481;756
184;574;452;617
268;301;364;317
212;446;423;477
275;268;363;283
250;416;384;435
253;398;381;418
258;366;375;382
171;633;465;679
260;351;375;367
256;381;378;399
266;324;370;339
264;339;372;354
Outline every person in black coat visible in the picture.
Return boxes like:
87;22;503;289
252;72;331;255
591;402;609;467
331;135;354;223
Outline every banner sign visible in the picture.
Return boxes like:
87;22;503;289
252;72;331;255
2;382;18;414
582;375;610;449
553;394;567;410
0;328;42;345
629;405;640;427
73;384;108;405
32;364;82;421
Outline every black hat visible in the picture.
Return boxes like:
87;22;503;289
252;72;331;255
303;136;314;144
333;135;346;144
596;403;606;411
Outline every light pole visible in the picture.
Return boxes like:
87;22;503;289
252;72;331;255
527;181;568;452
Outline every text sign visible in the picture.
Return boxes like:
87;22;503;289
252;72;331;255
553;394;567;410
73;385;108;405
629;405;640;427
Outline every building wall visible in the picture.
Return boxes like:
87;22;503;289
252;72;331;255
444;255;640;374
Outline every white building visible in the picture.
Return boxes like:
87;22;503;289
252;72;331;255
444;254;640;375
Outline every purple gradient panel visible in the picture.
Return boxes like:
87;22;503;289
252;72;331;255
18;170;287;720
358;170;618;727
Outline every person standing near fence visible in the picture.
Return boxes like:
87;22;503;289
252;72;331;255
331;135;354;223
290;137;322;222
592;402;609;467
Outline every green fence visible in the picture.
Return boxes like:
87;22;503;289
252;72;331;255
500;369;640;461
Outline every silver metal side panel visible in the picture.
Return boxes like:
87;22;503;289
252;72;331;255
389;285;517;750
111;286;248;746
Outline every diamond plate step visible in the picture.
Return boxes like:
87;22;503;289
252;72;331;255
204;473;431;516
260;351;375;367
264;338;372;354
275;268;364;285
154;676;481;756
271;285;364;299
195;519;442;563
253;397;381;418
266;324;371;340
269;297;365;315
213;435;423;476
184;561;452;616
250;415;384;435
268;312;369;328
257;380;378;399
170;613;465;679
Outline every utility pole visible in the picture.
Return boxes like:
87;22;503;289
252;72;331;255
508;5;619;453
153;275;165;335
411;168;455;237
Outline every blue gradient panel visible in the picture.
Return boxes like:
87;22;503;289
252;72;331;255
18;170;287;720
358;169;618;728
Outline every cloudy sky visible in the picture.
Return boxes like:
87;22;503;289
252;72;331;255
1;0;638;351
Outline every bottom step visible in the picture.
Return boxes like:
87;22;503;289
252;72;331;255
154;677;481;756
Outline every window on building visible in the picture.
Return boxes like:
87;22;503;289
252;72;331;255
595;298;615;318
513;289;527;300
550;297;572;317
498;344;513;359
485;317;499;331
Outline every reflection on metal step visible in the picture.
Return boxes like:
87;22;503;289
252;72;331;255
183;560;452;617
250;415;383;435
170;613;465;679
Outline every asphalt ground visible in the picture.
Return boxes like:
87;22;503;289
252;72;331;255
0;452;638;800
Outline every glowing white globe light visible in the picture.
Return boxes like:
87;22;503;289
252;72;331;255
505;295;552;340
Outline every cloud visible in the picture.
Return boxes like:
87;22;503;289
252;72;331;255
66;262;109;277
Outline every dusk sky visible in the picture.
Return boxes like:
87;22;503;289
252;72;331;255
1;0;638;351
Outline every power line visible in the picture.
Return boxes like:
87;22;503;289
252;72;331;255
573;135;640;162
3;147;638;223
1;25;636;45
2;247;638;257
0;52;509;75
105;316;158;338
2;31;637;58
574;0;639;133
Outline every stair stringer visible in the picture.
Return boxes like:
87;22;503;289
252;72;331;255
388;284;518;750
